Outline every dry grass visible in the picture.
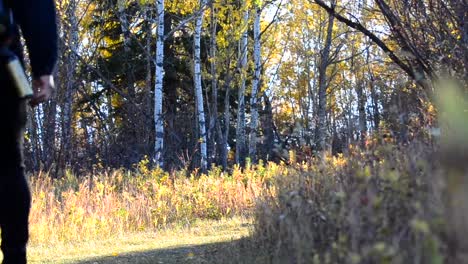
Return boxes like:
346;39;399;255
27;217;251;264
28;160;266;245
251;141;450;264
25;140;464;263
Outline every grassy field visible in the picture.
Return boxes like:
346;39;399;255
28;162;266;245
7;138;464;263
23;161;273;263
28;217;252;264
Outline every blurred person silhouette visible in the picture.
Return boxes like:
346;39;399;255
0;0;57;263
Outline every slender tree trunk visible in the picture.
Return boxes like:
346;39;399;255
42;101;57;170
235;8;249;165
248;6;261;162
145;5;153;152
208;2;218;166
304;57;312;146
369;76;380;131
261;95;274;160
194;0;208;171
117;0;138;160
356;81;367;146
117;0;136;98
62;0;79;169
118;0;131;52
154;0;165;167
366;49;380;132
314;8;335;152
220;69;233;170
163;14;178;169
29;109;41;171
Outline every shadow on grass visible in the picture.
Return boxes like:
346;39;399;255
72;238;269;264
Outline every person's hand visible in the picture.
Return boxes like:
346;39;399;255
30;75;55;107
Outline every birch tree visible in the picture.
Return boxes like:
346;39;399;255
194;0;208;171
154;0;165;167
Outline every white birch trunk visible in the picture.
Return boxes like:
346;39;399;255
249;7;261;161
235;8;249;165
194;0;208;171
154;0;165;167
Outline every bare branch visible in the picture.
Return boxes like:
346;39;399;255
313;0;416;80
164;4;210;41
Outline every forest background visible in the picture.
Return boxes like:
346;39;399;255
20;0;468;263
26;0;465;174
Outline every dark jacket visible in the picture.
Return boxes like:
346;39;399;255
7;0;58;78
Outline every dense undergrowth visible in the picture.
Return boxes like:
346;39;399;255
251;140;451;264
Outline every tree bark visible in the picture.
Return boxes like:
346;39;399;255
154;0;165;167
208;2;218;166
314;8;335;152
261;94;274;161
220;68;233;170
235;8;249;165
42;101;57;170
356;81;367;146
61;0;79;169
248;6;261;162
194;0;208;171
145;4;153;152
117;0;135;90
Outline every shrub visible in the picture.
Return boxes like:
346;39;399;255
252;142;447;264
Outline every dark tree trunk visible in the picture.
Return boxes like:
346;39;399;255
260;95;275;161
356;81;367;146
314;9;335;152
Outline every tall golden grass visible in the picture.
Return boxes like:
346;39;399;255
27;142;459;263
28;160;271;245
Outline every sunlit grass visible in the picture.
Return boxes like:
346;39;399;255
25;155;348;263
25;143;450;263
28;217;251;264
28;161;269;246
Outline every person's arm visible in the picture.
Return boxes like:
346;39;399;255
10;0;58;105
10;0;58;78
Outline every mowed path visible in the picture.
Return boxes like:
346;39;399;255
28;218;261;264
